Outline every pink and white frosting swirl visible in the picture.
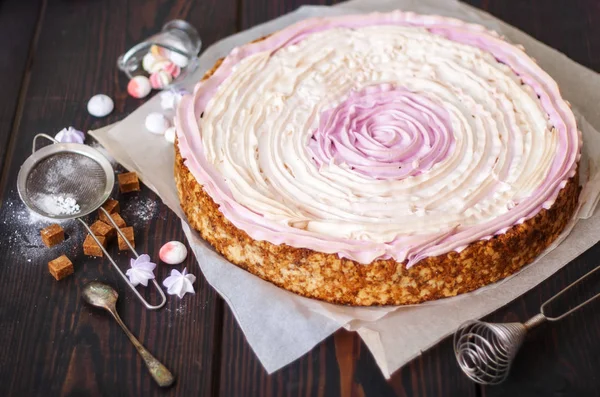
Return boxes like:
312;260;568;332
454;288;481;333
176;12;581;267
309;84;454;180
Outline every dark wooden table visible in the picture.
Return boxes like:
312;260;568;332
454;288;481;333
0;0;598;396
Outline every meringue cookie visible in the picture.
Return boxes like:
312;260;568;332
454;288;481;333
159;241;187;264
162;267;196;298
145;112;170;134
160;89;187;110
87;94;114;117
127;75;151;98
164;126;177;144
125;254;157;287
150;70;172;90
55;127;85;144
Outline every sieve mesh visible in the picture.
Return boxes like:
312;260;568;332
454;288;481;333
25;152;108;217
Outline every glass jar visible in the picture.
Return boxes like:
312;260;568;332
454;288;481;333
117;20;202;89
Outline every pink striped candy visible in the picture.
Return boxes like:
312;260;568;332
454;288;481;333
127;76;151;98
163;62;181;79
149;70;173;90
159;241;188;265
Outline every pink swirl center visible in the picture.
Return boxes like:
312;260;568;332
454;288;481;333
308;84;455;179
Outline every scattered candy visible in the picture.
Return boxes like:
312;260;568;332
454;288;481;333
150;44;169;58
40;224;65;248
163;62;181;79
166;41;190;68
149;58;171;74
117;172;140;193
160;89;187;110
163;268;196;298
164;126;176;144
87;94;114;117
127;75;151;98
126;254;156;287
48;255;74;281
149;70;173;90
89;220;116;241
101;198;120;215
55;127;85;144
159;241;188;265
145;112;171;134
142;52;161;73
117;227;135;250
83;235;106;257
169;52;189;68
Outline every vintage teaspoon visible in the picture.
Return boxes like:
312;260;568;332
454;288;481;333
82;281;175;387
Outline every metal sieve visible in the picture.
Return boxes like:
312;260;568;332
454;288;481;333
17;134;166;310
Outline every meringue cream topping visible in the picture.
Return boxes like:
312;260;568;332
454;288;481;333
176;12;580;267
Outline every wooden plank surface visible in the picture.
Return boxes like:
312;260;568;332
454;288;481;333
0;0;237;396
0;0;42;184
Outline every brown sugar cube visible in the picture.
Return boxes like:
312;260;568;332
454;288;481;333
99;212;126;228
117;227;135;251
83;235;107;257
89;220;115;241
101;198;120;215
48;255;74;281
40;224;65;248
118;172;140;193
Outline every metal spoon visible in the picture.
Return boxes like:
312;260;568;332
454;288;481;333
82;281;175;388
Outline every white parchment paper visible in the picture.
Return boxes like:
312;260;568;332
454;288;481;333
90;0;600;378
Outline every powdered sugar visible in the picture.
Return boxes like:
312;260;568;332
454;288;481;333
33;195;80;216
1;196;80;259
123;196;159;225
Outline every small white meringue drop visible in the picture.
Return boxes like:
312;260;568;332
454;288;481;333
164;126;176;143
87;94;114;117
159;241;188;265
145;112;170;135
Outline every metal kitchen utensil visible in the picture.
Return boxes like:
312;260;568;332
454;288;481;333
454;264;600;385
17;133;167;310
82;281;174;387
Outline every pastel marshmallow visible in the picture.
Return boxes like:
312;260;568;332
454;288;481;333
142;52;160;74
127;76;151;98
87;94;114;117
169;51;189;68
159;241;188;265
163;62;181;79
164;126;176;143
150;70;172;90
149;58;171;74
145;112;170;135
150;44;169;58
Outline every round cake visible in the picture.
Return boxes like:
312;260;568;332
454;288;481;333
175;11;581;306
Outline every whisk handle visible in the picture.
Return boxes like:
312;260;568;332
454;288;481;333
523;313;547;330
540;264;600;321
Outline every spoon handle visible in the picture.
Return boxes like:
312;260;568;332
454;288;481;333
110;310;175;387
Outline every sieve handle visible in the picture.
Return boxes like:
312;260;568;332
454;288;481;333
32;133;58;154
78;213;168;310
